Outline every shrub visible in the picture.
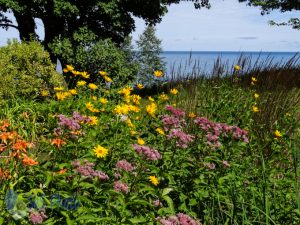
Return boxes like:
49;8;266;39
50;27;139;88
0;40;64;101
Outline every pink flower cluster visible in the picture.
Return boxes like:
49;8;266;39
165;105;186;118
162;105;187;131
132;144;162;160
194;117;249;147
162;105;195;148
114;181;129;194
29;209;48;224
167;129;195;149
157;213;201;225
162;115;185;131
58;112;92;130
116;159;134;172
72;160;109;180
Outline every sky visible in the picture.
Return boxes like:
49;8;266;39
1;1;300;52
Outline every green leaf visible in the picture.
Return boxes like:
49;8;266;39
44;172;53;188
78;182;96;189
0;217;4;225
129;217;147;223
162;195;175;215
162;188;173;197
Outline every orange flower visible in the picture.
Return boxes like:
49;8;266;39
70;130;82;136
0;143;7;153
0;131;17;144
51;138;66;149
22;154;38;166
0;120;10;131
12;140;28;152
0;168;10;179
57;168;67;174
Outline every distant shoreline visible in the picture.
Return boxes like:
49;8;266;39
162;51;299;54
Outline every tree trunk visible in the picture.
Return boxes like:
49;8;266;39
13;11;36;41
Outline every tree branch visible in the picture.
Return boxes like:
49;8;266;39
0;23;18;30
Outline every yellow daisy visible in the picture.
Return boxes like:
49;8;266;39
94;145;108;158
149;176;159;186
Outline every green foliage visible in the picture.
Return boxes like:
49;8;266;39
0;40;64;102
0;0;211;65
239;0;300;29
136;25;166;86
0;63;299;224
50;27;139;88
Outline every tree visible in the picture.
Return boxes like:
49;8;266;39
50;27;139;88
0;0;211;63
136;25;166;86
239;0;300;30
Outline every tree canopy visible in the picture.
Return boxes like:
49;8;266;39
239;0;300;29
0;0;210;60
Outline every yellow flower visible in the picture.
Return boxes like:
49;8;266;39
100;98;108;104
154;70;163;77
54;86;64;92
156;128;165;136
159;94;169;101
118;87;133;96
94;145;108;158
63;65;74;73
149;176;159;186
99;71;108;77
113;104;130;115
41;90;49;97
66;65;74;71
130;130;137;135
148;96;154;102
72;70;81;76
274;130;282;138
170;88;178;95
88;83;98;90
77;80;87;86
103;76;112;82
189;112;196;118
131;94;141;105
92;96;98;101
128;105;140;113
88;116;98;126
81;71;90;79
86;102;100;113
136;83;144;89
254;93;259;99
234;65;241;71
252;106;260;112
56;92;70;101
137;137;145;145
69;89;77;95
126;118;135;128
146;103;157;117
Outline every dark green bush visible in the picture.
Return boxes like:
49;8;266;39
0;41;64;101
50;27;139;88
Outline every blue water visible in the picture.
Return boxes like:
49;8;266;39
160;51;299;78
